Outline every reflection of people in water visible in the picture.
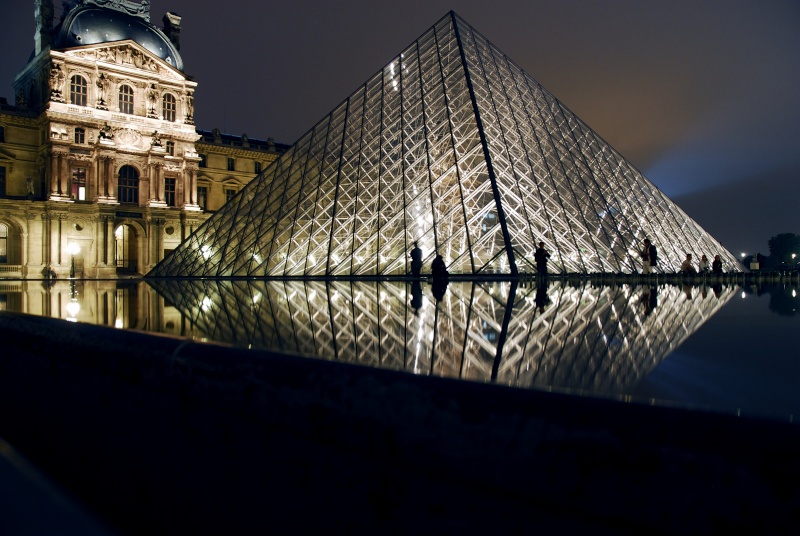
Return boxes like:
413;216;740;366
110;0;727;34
431;279;448;301
535;281;551;312
410;280;423;312
642;285;658;316
683;284;693;300
712;284;722;299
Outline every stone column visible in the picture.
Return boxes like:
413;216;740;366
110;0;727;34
49;153;60;197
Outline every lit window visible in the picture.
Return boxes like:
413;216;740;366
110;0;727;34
71;168;86;200
162;93;176;121
0;223;7;263
118;85;134;114
165;177;176;207
225;188;236;202
70;75;87;106
74;127;85;144
227;157;235;171
197;185;208;209
166;140;175;156
118;165;139;204
255;161;262;174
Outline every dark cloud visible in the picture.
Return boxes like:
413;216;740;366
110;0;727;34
2;0;797;254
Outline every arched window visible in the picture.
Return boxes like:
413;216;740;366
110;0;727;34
118;165;139;204
0;223;8;263
162;93;176;121
70;75;87;106
118;84;134;114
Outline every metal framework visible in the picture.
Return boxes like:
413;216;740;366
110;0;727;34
149;12;740;277
149;279;734;395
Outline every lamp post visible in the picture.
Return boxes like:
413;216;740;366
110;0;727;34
67;242;80;278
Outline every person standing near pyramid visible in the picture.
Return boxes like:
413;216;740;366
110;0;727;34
641;238;658;274
410;242;423;277
534;242;551;277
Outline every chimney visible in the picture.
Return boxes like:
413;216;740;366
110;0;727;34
34;0;55;55
163;12;182;51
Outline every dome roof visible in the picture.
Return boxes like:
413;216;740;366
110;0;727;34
55;7;184;71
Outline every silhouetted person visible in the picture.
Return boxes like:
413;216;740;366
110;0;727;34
410;280;423;313
410;241;423;277
680;253;696;275
534;241;550;277
641;238;653;274
712;254;723;274
431;253;448;280
648;240;658;273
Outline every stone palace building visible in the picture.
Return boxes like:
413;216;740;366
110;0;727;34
0;0;287;278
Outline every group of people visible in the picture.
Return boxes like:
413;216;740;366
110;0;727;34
410;242;449;280
642;239;724;275
411;239;727;280
679;253;723;275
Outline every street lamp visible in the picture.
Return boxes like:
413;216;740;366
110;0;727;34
67;242;80;278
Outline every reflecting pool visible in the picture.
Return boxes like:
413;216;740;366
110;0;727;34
1;278;797;422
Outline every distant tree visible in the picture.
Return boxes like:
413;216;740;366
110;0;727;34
768;233;800;266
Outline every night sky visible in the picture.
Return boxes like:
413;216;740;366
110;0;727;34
1;0;798;258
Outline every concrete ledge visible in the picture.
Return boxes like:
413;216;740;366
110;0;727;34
0;311;798;534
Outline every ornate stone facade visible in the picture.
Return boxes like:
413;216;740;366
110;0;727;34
0;1;286;278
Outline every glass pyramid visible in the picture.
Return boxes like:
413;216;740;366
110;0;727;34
150;12;741;277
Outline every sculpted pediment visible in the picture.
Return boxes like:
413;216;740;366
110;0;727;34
65;41;185;81
115;128;145;149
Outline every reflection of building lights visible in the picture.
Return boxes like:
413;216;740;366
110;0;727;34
793;289;797;298
115;318;124;329
253;253;261;264
201;245;212;260
66;298;80;321
252;292;261;305
201;296;213;312
742;291;746;299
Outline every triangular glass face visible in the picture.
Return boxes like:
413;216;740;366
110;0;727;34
149;12;741;278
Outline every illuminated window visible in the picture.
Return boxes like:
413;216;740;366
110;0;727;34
71;167;86;200
118;165;139;204
255;161;262;174
0;223;6;262
199;154;207;168
118;84;134;114
70;75;87;106
197;185;208;209
225;188;236;202
227;157;235;171
165;177;176;207
162;93;176;121
166;140;175;156
74;127;85;144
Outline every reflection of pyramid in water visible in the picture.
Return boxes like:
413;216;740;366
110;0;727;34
150;12;740;277
148;280;735;394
